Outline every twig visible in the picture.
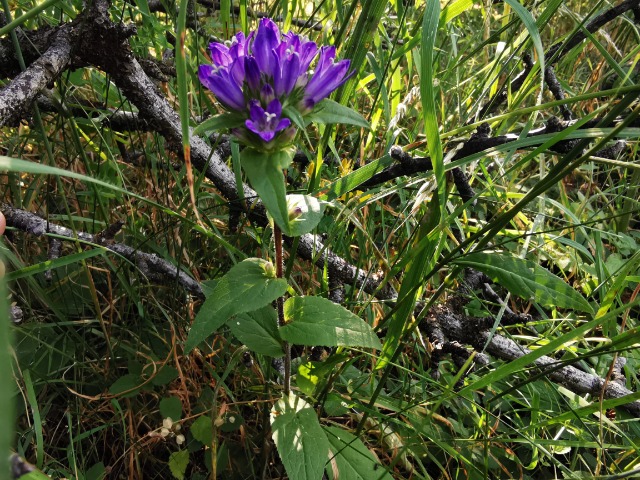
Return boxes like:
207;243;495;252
2;204;204;298
544;65;573;120
479;0;640;118
0;28;72;127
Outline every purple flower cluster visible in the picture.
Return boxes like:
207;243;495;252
199;18;352;151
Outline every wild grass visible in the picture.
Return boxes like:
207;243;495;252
1;0;639;478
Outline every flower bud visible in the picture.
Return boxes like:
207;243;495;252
288;206;303;221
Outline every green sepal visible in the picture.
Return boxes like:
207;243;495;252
192;112;245;136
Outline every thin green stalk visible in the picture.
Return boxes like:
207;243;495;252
0;265;11;479
0;0;61;37
616;159;640;232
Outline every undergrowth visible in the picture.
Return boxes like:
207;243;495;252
1;0;639;478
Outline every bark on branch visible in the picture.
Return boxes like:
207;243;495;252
2;204;204;298
0;28;72;127
480;0;640;118
429;306;640;417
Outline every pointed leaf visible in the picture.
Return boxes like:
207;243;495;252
281;296;382;349
271;392;330;480
241;148;294;235
160;396;183;421
453;252;594;313
168;450;189;480
228;306;284;356
185;258;288;352
307;99;370;129
190;415;213;445
324;426;393;480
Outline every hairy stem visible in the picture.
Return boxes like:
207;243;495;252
274;224;291;395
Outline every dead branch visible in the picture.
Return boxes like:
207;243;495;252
0;27;73;127
2;204;204;298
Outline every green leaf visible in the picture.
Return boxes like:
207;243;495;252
452;252;594;313
190;415;213;445
108;374;143;398
219;412;244;432
168;450;189;480
192;113;245;137
324;426;393;480
286;194;326;236
5;248;106;281
240;148;294;235
10;461;52;480
160;397;183;421
307;99;370;129
0;0;61;38
297;361;320;397
504;0;545;85
317;154;394;200
323;393;350;417
271;392;331;480
377;203;443;370
420;0;445;212
0;275;12;480
151;365;179;386
185;258;288;352
228;306;284;356
176;0;191;157
84;462;106;480
280;296;382;349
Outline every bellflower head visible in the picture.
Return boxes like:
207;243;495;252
198;18;353;152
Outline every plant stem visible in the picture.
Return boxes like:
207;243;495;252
274;224;291;395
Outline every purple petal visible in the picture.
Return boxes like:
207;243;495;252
248;100;265;122
276;118;291;131
230;58;246;85
209;43;231;67
253;18;280;77
314;45;336;73
271;49;286;97
281;53;301;96
198;65;246;111
304;59;352;104
246;116;276;142
244;56;261;92
229;32;247;57
266;98;282;117
244;98;291;144
298;41;319;71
